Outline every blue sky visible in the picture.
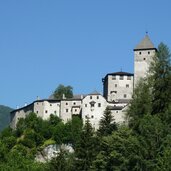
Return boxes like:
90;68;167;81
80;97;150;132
0;0;171;108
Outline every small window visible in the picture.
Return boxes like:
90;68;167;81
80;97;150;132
112;75;116;80
66;109;68;113
110;91;117;94
120;76;124;80
45;110;48;113
37;103;39;105
36;111;39;114
66;103;68;105
50;104;52;106
97;96;99;99
73;102;76;105
85;115;88;119
127;76;131;80
115;84;117;87
91;115;94;118
54;111;57;114
144;58;146;60
91;103;95;107
139;52;141;55
85;104;87;107
116;111;118;113
75;109;77;112
148;51;150;54
98;103;101;107
126;84;129;88
124;94;127;98
90;96;92;99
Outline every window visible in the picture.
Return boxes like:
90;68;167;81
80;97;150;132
124;94;127;98
139;52;141;55
91;103;95;107
148;51;150;54
127;76;131;80
45;110;48;113
110;91;117;94
98;103;101;107
91;115;94;118
36;111;39;114
85;115;88;119
73;102;76;105
144;58;146;60
50;104;52;106
66;102;68;105
115;84;117;87
54;111;57;114
120;76;124;80
112;75;116;80
97;96;99;99
75;109;77;112
66;109;68;113
85;104;87;107
116;111;118;113
90;96;92;99
126;84;129;88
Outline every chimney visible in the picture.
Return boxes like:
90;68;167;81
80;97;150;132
62;94;66;99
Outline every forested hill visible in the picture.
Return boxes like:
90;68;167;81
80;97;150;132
0;105;13;131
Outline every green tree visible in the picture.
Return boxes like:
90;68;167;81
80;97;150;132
53;84;73;99
127;79;152;130
49;148;74;171
74;119;98;171
53;122;66;144
150;43;171;118
98;107;117;137
64;116;83;147
92;126;143;171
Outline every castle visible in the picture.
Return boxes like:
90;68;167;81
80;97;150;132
10;35;157;129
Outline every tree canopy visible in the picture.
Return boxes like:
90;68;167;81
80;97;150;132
1;42;171;170
53;84;73;99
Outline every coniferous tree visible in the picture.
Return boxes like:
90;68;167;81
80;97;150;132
98;107;117;136
74;118;97;171
150;43;171;118
127;79;152;130
49;148;74;171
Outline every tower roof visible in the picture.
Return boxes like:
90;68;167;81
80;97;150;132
134;35;156;51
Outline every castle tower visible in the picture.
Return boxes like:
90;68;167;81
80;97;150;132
102;71;134;102
134;35;157;86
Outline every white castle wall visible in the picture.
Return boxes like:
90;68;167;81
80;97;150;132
107;74;134;102
82;94;107;130
134;49;156;86
60;99;82;123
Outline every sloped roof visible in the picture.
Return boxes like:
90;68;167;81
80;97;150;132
88;90;101;95
107;106;123;110
134;35;155;50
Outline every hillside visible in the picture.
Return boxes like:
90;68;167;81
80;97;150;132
0;105;13;131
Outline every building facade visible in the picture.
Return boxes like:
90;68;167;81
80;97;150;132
102;72;134;102
10;35;156;130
